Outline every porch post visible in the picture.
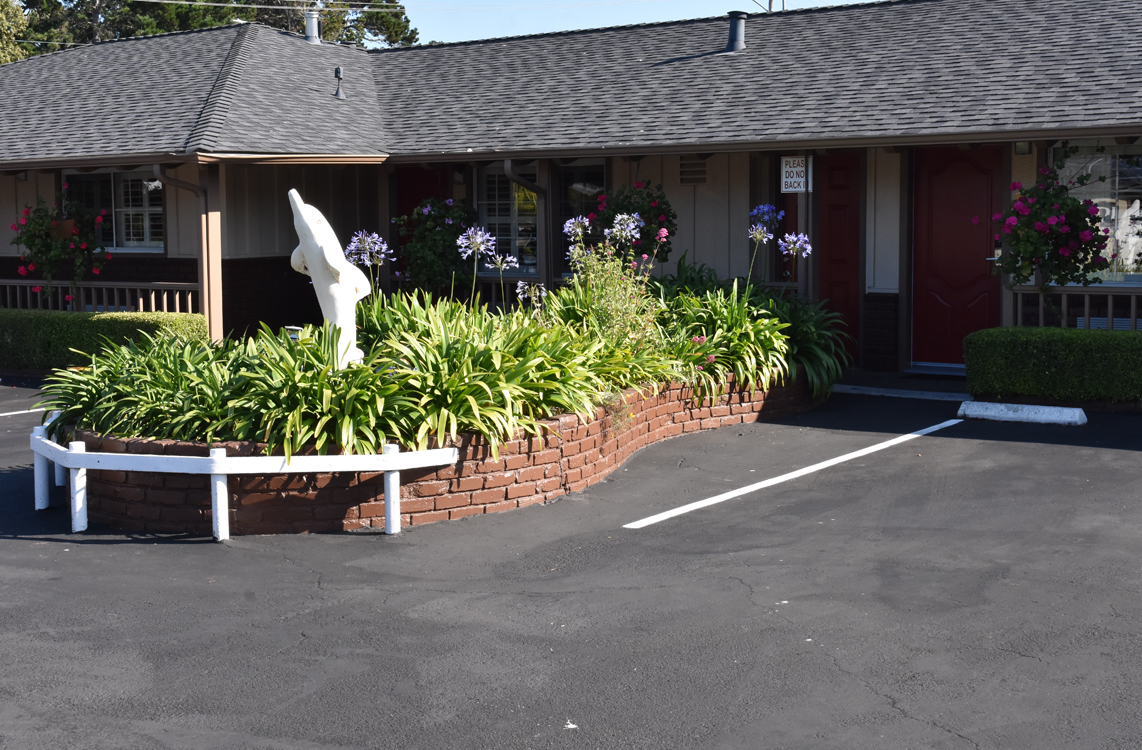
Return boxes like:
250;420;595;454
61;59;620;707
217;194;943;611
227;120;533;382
198;164;224;341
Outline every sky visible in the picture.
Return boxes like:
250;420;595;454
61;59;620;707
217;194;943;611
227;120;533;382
403;0;862;44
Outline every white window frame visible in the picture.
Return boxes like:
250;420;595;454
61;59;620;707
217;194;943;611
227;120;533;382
63;168;167;255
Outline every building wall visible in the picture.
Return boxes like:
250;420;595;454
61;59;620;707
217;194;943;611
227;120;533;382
611;153;750;280
862;148;904;371
222;163;383;259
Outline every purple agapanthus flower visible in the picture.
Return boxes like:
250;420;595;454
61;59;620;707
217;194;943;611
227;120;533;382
750;204;785;232
422;207;431;215
563;216;590;243
604;213;644;246
748;224;773;245
457;227;497;260
445;199;454;206
344;231;395;267
489;253;519;272
778;232;812;258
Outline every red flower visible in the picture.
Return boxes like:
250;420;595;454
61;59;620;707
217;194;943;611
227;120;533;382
64;294;74;301
69;243;75;248
650;200;658;207
22;207;30;216
100;209;107;216
62;182;69;189
27;262;35;271
71;226;79;235
31;286;42;293
634;181;644;189
92;267;101;275
658;215;666;222
51;220;57;226
105;253;113;260
18;217;26;226
79;242;87;250
586;213;596;222
17;265;27;276
8;223;15;231
95;216;103;224
971;216;979;225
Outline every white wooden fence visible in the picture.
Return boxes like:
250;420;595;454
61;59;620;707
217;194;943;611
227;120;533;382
29;423;458;540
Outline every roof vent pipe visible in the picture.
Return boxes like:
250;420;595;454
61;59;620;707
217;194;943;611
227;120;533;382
304;10;320;44
724;11;747;53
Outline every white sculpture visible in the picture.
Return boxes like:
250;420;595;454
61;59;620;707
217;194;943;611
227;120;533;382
288;189;371;368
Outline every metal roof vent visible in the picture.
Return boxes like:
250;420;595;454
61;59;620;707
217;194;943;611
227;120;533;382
724;11;747;53
304;10;320;44
680;155;708;185
334;66;346;100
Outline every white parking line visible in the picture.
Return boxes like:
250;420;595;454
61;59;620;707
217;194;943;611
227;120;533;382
0;408;46;418
623;418;964;529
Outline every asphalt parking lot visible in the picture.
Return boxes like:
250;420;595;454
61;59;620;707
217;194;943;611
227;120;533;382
2;383;1141;749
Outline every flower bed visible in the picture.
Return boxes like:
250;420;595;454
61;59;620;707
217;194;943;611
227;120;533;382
72;377;822;536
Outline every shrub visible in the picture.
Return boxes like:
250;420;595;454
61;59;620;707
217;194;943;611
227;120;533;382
394;198;477;295
9;189;109;291
964;327;1142;403
0;309;207;369
591;182;678;262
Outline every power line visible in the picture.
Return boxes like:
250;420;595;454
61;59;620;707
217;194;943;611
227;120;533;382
130;0;667;11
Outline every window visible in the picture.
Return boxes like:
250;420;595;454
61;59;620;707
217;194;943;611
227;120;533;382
65;170;165;253
477;163;537;275
555;159;605;278
1052;144;1142;284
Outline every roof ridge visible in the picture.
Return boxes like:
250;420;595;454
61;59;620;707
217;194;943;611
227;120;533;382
368;0;947;53
183;23;258;154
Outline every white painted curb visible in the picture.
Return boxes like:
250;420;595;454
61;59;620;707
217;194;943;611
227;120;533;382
956;401;1087;426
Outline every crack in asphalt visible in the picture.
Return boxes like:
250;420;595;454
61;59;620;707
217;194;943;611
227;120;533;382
821;649;982;750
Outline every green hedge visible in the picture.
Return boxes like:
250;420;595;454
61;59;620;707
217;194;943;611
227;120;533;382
964;327;1142;403
0;309;208;370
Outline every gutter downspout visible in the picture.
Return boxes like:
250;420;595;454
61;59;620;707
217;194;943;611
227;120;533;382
154;164;223;341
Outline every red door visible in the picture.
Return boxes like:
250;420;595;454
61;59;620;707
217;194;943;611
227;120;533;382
816;152;862;359
912;147;1003;365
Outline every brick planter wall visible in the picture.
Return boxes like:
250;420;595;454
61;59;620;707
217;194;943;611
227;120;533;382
72;376;824;536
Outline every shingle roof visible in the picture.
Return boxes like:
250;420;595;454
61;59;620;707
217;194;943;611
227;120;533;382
0;24;385;166
2;0;1140;166
369;0;1142;157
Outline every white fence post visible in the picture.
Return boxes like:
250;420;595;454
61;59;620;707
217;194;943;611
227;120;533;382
384;443;400;535
32;426;49;510
210;448;229;542
48;413;65;487
69;442;87;532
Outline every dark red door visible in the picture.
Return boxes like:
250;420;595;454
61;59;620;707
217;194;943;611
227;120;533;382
816;152;862;359
912;147;1004;365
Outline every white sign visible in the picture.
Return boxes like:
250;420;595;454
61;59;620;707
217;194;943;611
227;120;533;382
780;156;813;193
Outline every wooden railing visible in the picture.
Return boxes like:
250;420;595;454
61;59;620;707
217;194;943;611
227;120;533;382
1014;286;1142;330
1;279;199;314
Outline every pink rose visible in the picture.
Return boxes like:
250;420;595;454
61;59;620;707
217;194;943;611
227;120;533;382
1047;216;1058;225
707;355;716;362
650;200;658;207
586;213;596;221
62;182;68;189
71;226;79;235
22;208;29;216
656;228;668;241
100;209;107;216
634;181;644;189
31;286;42;293
994;233;1001;241
95;216;103;224
18;217;26;225
992;213;1003;221
1005;216;1018;226
1034;222;1047;232
1079;230;1093;242
64;294;74;301
80;242;87;249
1059;225;1070;234
1010;181;1022;190
1089;206;1099;216
658;215;665;222
105;253;113;260
8;223;15;231
971;216;980;225
17;265;27;276
92;267;101;275
1059;248;1071;256
27;262;35;271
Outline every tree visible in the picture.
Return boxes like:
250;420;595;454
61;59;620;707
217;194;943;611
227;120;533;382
18;0;417;53
1;0;28;63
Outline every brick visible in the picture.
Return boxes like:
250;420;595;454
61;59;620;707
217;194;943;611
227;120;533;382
410;510;448;525
126;503;161;520
449;506;483;520
126;471;165;488
94;469;127;483
239;492;279;506
148;489;189;506
665;423;684;436
359;501;385;518
113;484;146;503
545;464;561;479
683;420;701;432
564;468;582;483
482;472;516;489
413;480;451;497
159;506;204;523
503;454;528;471
568;479;588;493
313;505;354;521
562;441;582;457
565;454;584;470
435;492;472;510
127;439;165;455
100;436;128;453
506;482;536;499
514;465;546;483
449;476;483;492
701;418;720;429
471;488;507;505
537;477;562;492
518;494;547;507
342;519;370;531
484;499;519;513
711;405;731;417
475;459;505;474
99;499;126;516
531;448;561;465
165;474;207;490
397;496;436;513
